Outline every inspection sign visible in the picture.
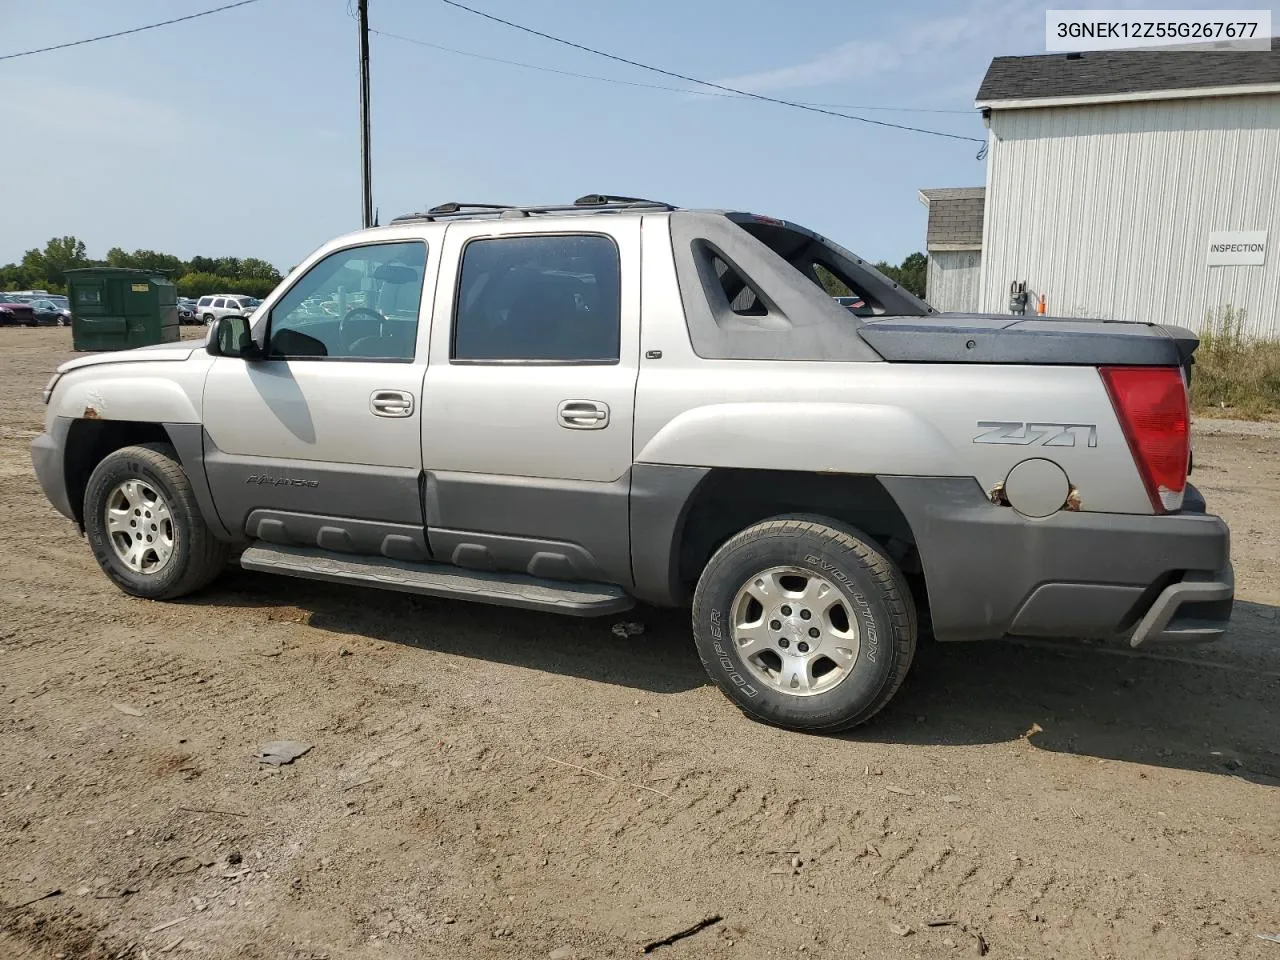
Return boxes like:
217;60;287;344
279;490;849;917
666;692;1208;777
1207;231;1268;267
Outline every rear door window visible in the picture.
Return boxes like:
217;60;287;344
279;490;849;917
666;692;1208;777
451;234;621;362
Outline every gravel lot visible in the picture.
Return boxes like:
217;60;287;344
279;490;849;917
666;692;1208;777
2;326;1277;960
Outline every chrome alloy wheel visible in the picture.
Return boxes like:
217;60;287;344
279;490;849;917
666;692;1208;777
104;479;175;574
729;566;861;696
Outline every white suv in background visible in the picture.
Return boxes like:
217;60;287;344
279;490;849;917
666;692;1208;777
197;295;260;325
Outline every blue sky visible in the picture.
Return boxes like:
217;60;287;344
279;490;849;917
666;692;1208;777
0;0;1260;270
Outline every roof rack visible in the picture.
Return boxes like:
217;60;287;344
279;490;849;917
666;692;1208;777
390;194;674;224
427;202;515;215
573;193;664;206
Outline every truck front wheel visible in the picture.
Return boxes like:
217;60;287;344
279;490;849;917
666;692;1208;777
691;516;917;733
83;443;229;600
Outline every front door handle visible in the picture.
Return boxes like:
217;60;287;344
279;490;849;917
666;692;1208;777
370;389;415;418
558;399;609;430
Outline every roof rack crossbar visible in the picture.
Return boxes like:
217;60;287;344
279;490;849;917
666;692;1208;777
428;201;515;215
390;196;675;224
573;193;670;207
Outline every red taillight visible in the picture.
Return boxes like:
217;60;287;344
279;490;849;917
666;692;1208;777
1100;366;1190;513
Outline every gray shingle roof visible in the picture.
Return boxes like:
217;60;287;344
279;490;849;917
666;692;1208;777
977;37;1280;103
918;187;985;250
919;187;986;203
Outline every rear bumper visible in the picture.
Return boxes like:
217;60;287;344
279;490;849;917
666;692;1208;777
880;477;1234;644
1127;563;1234;646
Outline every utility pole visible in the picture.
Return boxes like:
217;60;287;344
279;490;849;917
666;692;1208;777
357;0;373;228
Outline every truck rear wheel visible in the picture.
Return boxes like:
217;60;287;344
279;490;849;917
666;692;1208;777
83;443;229;600
691;515;916;733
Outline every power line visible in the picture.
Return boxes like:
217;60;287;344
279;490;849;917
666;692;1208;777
798;101;972;116
371;28;973;115
0;0;263;62
435;0;985;144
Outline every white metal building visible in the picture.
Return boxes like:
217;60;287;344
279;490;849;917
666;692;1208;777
946;40;1280;336
917;187;984;313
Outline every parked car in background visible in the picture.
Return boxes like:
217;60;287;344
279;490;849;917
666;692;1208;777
176;299;198;324
0;295;37;326
196;295;260;325
29;298;72;326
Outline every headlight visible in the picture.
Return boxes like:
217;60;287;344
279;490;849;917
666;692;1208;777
42;373;62;405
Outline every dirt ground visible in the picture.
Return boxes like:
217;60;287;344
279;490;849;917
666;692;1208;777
1;326;1277;960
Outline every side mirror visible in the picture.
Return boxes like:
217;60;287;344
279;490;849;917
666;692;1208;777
207;314;263;359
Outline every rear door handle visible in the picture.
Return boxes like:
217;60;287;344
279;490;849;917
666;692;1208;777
370;389;415;418
558;400;609;429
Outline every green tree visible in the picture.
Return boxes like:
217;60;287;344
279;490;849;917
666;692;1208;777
175;271;279;300
0;262;35;289
238;257;281;282
8;236;283;297
105;247;184;276
874;251;927;299
21;235;89;288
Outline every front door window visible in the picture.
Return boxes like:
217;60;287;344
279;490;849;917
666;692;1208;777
266;241;427;361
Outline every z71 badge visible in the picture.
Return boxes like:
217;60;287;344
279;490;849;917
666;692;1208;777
973;421;1098;448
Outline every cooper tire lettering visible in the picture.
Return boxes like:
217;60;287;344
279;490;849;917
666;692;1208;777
709;608;758;697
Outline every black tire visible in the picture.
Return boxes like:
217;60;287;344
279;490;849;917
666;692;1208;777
203;314;214;324
83;442;229;600
691;515;917;733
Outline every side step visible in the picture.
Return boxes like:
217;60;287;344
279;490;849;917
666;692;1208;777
239;544;635;618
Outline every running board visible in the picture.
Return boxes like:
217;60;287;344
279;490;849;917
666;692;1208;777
239;544;635;618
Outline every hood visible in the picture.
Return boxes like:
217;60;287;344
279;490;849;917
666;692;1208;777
57;340;198;374
858;312;1197;367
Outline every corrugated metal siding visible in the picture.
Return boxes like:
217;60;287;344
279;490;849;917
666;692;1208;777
979;93;1280;338
927;251;982;313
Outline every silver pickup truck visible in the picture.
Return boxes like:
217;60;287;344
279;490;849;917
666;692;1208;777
31;195;1234;732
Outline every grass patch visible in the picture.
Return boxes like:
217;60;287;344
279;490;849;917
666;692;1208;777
1190;306;1280;421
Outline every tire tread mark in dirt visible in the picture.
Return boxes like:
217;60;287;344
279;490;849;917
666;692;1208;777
870;839;918;882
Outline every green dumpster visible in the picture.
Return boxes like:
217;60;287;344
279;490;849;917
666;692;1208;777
65;267;180;352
